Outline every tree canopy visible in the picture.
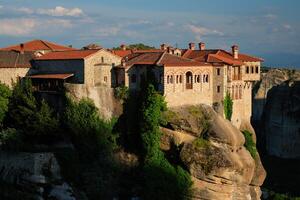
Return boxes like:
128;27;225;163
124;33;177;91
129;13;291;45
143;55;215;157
113;43;155;50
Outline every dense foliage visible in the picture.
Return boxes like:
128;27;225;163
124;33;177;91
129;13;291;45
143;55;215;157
113;43;155;50
5;79;59;138
0;82;11;126
242;130;257;159
64;98;117;156
224;92;233;121
138;84;192;200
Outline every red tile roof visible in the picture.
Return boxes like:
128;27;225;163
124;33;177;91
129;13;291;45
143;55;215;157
35;49;100;60
124;52;210;67
28;73;74;79
0;51;35;68
182;49;263;64
0;39;76;52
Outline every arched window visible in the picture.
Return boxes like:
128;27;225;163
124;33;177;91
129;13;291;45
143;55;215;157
167;76;170;84
251;66;254;74
101;56;104;63
206;75;209;83
186;71;193;89
246;66;249;74
179;75;182;83
255;66;259;73
170;75;173;84
197;75;200;83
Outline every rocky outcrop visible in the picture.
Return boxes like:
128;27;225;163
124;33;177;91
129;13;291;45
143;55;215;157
161;105;266;200
0;152;82;200
253;68;300;158
65;84;122;120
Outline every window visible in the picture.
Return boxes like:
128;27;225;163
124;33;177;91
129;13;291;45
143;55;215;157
255;66;259;73
246;66;249;74
176;75;179;83
217;68;221;75
179;75;182;83
170;75;173;84
217;85;221;93
131;74;136;83
101;57;104;63
203;75;206;83
104;76;107;83
167;75;170;84
251;66;254;74
206;75;209;83
196;75;200;83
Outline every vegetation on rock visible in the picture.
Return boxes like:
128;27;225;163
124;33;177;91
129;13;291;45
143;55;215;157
138;84;192;200
224;92;233;121
242;130;257;159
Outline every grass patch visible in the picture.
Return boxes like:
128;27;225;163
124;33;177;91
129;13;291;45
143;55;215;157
242;130;257;159
193;137;210;149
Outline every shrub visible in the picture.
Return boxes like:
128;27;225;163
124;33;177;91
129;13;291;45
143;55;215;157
0;82;11;125
224;92;233;121
242;130;257;159
114;86;129;100
193;137;210;149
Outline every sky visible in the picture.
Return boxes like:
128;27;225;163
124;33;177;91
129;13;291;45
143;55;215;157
0;0;299;67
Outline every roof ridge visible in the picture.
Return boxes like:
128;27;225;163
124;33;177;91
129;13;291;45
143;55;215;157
156;52;166;65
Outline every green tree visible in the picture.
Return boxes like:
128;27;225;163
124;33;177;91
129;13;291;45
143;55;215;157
0;82;11;126
6;79;58;138
224;92;233;121
64;98;116;156
139;84;192;199
113;43;155;50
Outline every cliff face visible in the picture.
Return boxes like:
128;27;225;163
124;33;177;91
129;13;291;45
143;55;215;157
161;105;266;200
253;69;300;158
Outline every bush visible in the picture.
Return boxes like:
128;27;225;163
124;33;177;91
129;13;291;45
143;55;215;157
0;82;12;126
224;92;233;121
242;130;257;159
193;137;210;149
0;128;24;151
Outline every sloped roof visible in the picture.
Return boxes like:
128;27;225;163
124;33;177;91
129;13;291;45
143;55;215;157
124;52;210;67
35;49;100;60
0;39;76;52
182;49;263;65
0;51;35;68
28;73;74;79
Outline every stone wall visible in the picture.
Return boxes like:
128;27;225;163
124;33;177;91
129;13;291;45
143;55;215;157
0;68;30;87
163;66;214;107
84;50;121;87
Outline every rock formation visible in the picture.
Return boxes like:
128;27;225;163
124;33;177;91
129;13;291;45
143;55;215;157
253;68;300;158
161;105;266;200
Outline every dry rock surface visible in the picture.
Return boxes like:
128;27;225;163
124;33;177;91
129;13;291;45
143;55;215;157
161;105;266;200
253;68;300;158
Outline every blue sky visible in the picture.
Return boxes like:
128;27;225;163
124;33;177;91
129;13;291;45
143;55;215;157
0;0;299;67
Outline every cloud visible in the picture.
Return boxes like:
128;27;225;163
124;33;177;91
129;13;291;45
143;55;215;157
37;6;83;17
95;27;121;37
265;14;277;20
186;24;224;41
16;7;34;14
283;24;292;30
0;18;36;36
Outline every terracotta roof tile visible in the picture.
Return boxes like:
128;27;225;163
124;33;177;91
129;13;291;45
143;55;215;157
0;51;35;68
0;39;76;52
35;49;100;60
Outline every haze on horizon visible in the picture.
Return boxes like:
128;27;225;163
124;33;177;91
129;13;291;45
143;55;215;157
0;0;299;68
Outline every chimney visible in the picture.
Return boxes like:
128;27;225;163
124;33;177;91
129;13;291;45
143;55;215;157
120;44;126;50
199;42;205;50
160;43;167;50
188;42;195;50
167;46;172;54
20;43;24;54
232;45;239;59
